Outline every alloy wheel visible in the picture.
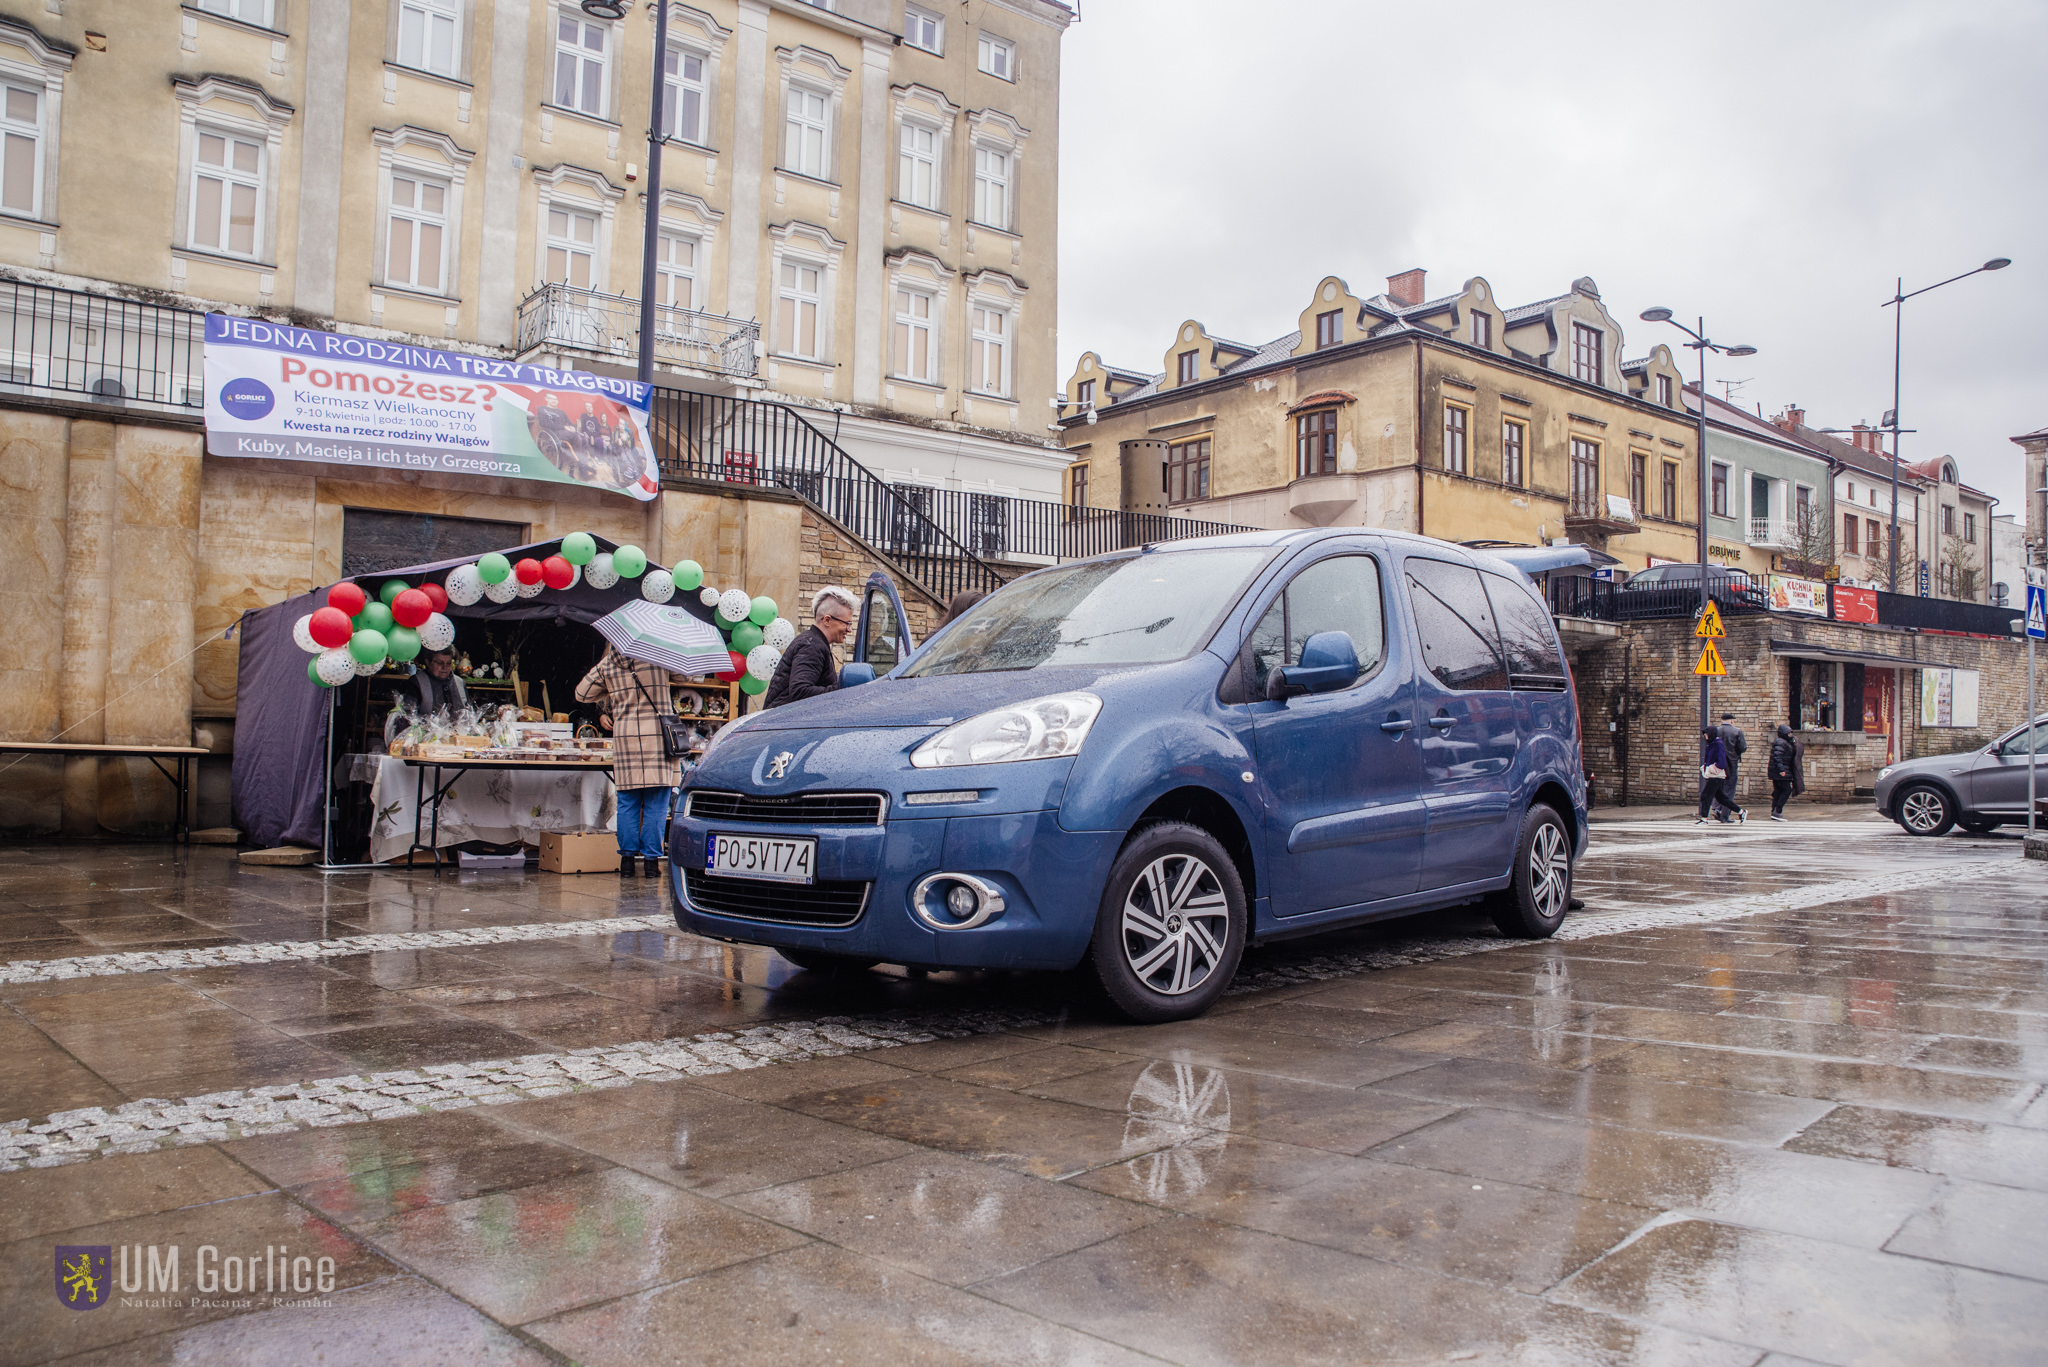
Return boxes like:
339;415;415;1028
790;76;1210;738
1901;789;1946;834
1529;822;1571;919
1120;854;1230;996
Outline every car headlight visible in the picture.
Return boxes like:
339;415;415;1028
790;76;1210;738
1878;766;1893;782
910;691;1102;769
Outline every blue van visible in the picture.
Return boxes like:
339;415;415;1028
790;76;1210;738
667;529;1587;1021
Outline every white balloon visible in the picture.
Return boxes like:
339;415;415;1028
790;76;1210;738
315;647;356;686
419;612;455;651
352;656;382;677
641;568;676;603
484;577;519;604
292;613;318;653
717;587;752;623
584;552;620;590
763;617;795;650
445;564;485;606
564;563;582;589
699;586;722;607
513;576;544;598
746;644;782;681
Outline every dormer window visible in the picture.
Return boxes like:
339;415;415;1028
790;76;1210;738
1657;373;1672;407
1176;350;1197;384
1315;310;1341;349
1077;378;1094;407
1470;312;1490;348
1571;322;1603;384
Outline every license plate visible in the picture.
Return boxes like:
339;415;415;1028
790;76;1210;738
706;832;816;884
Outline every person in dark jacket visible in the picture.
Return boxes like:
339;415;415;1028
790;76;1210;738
763;585;857;708
1767;723;1806;820
1697;727;1742;824
937;589;986;630
1716;711;1749;821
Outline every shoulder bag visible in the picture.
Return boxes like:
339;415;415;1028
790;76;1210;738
631;669;692;760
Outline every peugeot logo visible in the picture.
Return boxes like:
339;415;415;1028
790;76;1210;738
765;751;794;780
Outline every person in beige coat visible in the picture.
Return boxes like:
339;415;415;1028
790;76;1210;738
576;646;686;877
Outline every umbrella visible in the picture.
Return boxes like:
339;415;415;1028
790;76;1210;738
594;601;733;676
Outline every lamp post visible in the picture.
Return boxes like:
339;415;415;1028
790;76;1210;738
1639;309;1756;733
581;0;667;386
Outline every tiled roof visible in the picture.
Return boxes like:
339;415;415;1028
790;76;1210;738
1504;293;1570;323
1620;357;1649;375
1288;389;1357;414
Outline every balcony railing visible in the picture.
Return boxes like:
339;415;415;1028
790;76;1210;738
887;488;1255;564
0;278;205;415
516;283;760;380
1748;516;1795;548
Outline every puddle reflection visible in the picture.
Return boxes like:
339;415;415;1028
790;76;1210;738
1119;1061;1231;1201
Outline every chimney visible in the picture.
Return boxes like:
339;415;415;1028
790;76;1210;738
1386;268;1426;307
1773;404;1805;433
1851;422;1880;453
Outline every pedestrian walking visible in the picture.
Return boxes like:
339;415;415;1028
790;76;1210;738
1697;726;1742;824
1767;723;1806;820
1717;711;1749;822
575;645;687;878
764;585;859;708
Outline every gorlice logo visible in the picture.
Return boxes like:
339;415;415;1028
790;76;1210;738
55;1246;111;1311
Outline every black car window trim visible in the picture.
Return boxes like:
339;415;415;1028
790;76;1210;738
1479;568;1570;692
1402;554;1511;693
1220;548;1389;705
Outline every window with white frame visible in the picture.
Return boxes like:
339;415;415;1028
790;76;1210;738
972;146;1009;228
785;86;829;178
397;0;460;76
195;0;275;28
777;259;822;358
553;12;609;117
191;129;264;258
664;45;706;144
385;173;449;292
969;302;1007;395
544;205;598;288
904;5;942;54
655;232;696;309
977;33;1014;80
898;121;938;208
892;287;934;382
0;84;40;219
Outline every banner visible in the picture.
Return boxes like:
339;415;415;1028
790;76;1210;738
202;314;658;501
1767;573;1828;616
1832;585;1878;624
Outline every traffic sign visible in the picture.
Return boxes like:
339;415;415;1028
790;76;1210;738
1694;602;1725;638
2027;584;2047;641
1694;641;1727;676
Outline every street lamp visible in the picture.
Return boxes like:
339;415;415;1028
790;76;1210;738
1640;309;1757;733
582;0;666;385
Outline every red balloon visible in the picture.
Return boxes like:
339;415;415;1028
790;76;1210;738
391;588;434;629
514;557;544;585
540;555;575;590
715;650;746;683
326;581;367;616
308;606;353;649
420;582;449;614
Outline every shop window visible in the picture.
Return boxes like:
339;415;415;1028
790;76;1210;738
1404;557;1508;692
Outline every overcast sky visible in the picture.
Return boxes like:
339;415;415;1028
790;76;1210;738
1053;0;2046;516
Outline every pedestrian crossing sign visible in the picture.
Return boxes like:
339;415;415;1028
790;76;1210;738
1694;602;1726;638
1694;640;1727;676
2027;584;2046;641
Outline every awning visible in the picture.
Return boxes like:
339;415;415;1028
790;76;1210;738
1769;639;1926;670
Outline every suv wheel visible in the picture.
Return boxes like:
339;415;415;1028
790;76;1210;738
1896;784;1955;837
1489;805;1574;939
1088;822;1246;1023
777;949;881;974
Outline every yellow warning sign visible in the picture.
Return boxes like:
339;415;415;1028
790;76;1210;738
1694;602;1725;638
1695;640;1727;676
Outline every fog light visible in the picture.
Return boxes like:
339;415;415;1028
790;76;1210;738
909;872;1006;931
947;885;978;917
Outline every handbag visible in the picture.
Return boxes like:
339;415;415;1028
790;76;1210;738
632;670;691;761
1701;763;1725;780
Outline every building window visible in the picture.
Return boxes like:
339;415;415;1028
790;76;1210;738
1868;519;1881;555
1069;462;1088;509
1315;309;1341;349
1443;403;1467;474
1176;350;1198;385
385;174;448;292
663;46;707;144
1844;513;1859;554
553;12;610;117
1710;461;1729;518
1296;409;1337;479
969;303;1007;395
777;260;822;359
1655;373;1673;408
0;84;41;219
891;287;933;382
1795;484;1812;527
397;0;460;76
544;205;597;287
195;0;275;26
904;5;943;54
1076;378;1094;407
785;86;829;178
977;33;1014;80
1629;452;1647;518
1941;504;1956;537
1570;321;1603;384
655;231;695;308
1569;439;1600;517
1964;512;1977;544
1661;461;1678;520
1470;311;1490;348
898;122;938;208
1502;419;1525;486
191;129;264;258
971;146;1009;228
1167;438;1210;503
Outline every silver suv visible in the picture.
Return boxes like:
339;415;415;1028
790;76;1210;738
1873;714;2048;835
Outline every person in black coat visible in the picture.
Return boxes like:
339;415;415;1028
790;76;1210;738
1716;712;1748;820
1767;723;1806;820
1697;727;1742;824
764;585;858;709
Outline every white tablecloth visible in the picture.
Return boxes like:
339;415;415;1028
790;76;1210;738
357;754;616;863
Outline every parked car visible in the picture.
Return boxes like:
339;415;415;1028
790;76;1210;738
666;530;1588;1021
1623;564;1756;591
1873;714;2048;835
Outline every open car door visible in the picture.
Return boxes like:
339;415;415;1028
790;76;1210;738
841;571;916;688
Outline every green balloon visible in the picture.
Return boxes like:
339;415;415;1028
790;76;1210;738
308;657;331;686
477;553;511;585
355;601;394;635
731;621;764;652
612;544;647;578
349;628;389;665
379;578;410;607
738;674;767;696
748;596;777;626
386;625;422;662
672;559;704;591
560;532;596;566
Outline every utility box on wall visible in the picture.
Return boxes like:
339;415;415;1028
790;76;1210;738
1119;439;1169;516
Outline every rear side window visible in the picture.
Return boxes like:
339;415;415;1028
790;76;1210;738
1404;557;1508;691
1236;554;1385;700
1481;570;1567;689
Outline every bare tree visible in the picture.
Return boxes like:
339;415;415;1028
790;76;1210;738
1938;532;1980;602
1784;502;1836;581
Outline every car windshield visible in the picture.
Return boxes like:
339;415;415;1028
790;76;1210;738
904;548;1272;677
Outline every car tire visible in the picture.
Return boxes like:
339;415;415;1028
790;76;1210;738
1489;804;1574;939
1957;816;2002;835
1088;822;1246;1023
1895;784;1956;837
777;949;881;974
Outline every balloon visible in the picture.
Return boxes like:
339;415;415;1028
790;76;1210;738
716;650;746;682
349;628;389;665
484;577;519;603
699;586;722;607
731;621;764;653
309;606;353;649
746;644;781;680
326;581;367;617
513;576;544;598
420;582;449;614
540;555;575;590
419;612;455;651
386;625;422;662
291;614;318;653
613;544;648;578
355;600;394;635
513;557;543;585
717;588;751;623
739;674;767;696
672;559;704;591
392;588;433;628
477;552;511;585
764;617;795;650
445;564;485;606
584;552;620;590
748;596;777;626
315;647;356;686
563;563;582;589
640;568;675;603
560;532;597;566
351;656;381;678
379;579;410;607
308;656;332;687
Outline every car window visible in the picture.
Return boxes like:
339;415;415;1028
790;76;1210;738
862;589;899;673
1998;721;2048;757
1243;555;1384;698
1405;557;1508;692
1481;570;1567;689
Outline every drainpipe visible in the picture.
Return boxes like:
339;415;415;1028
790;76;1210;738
1413;339;1425;536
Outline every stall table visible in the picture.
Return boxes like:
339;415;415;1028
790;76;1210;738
0;742;210;842
350;753;617;870
403;755;615;873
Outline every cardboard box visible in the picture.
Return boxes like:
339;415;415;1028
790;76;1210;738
539;831;619;874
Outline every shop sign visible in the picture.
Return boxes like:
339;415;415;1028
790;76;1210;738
1767;573;1828;616
1917;559;1931;596
201;315;660;501
1833;584;1878;623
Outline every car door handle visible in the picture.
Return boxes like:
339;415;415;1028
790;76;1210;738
1380;718;1413;734
1427;714;1457;730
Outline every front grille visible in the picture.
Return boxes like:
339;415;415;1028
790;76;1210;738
682;869;871;927
686;790;887;826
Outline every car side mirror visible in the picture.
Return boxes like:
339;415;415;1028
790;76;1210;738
839;663;876;689
1264;631;1360;701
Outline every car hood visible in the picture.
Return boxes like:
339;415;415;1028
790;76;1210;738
729;663;1176;731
